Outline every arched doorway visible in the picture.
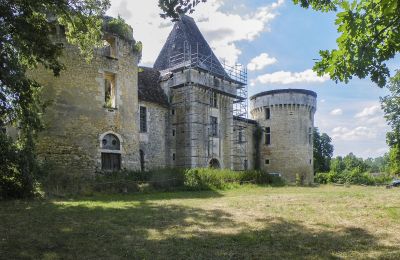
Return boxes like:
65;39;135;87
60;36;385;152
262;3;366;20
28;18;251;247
139;149;145;172
209;158;220;169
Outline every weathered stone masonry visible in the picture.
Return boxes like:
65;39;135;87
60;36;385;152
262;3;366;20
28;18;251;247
30;15;317;183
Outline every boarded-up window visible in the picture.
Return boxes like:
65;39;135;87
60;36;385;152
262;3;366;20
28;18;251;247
265;127;271;145
101;153;121;171
210;116;218;137
140;106;147;133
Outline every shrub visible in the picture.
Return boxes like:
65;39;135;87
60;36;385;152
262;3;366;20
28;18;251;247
315;170;392;185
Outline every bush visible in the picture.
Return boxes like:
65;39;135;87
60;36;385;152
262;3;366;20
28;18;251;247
315;170;392;185
39;167;286;196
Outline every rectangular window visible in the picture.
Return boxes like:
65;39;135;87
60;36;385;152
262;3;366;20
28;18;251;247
140;106;147;133
103;36;117;58
265;159;270;165
244;160;248;170
238;130;243;143
101;153;121;171
265;127;271;145
172;153;176;161
172;129;176;136
265;107;270;119
308;127;312;145
210;116;218;137
210;92;218;108
171;109;175;115
104;72;116;108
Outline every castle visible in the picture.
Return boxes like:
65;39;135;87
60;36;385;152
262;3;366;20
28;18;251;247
32;15;317;183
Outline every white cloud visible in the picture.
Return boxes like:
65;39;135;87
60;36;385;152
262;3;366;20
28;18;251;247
108;0;284;65
330;108;343;116
250;69;329;85
247;53;277;71
355;105;381;118
332;126;377;141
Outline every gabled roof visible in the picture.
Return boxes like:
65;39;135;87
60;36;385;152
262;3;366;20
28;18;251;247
154;15;229;78
138;67;169;107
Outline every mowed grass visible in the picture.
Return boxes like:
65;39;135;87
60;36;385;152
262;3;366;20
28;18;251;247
1;185;400;259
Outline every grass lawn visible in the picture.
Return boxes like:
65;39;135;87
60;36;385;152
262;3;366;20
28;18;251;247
1;185;400;259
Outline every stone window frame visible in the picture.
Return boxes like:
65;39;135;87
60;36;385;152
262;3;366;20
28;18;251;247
210;91;218;108
265;107;270;120
103;35;118;59
98;131;123;171
210;116;218;137
103;71;117;109
308;127;312;145
265;127;271;145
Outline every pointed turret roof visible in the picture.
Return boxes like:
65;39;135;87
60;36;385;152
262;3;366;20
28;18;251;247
154;15;229;78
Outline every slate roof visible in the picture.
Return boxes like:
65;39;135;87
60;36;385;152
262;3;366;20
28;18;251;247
138;67;169;107
154;15;229;79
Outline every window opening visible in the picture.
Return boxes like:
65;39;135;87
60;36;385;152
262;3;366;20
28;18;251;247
265;127;271;145
140;106;147;133
104;72;116;108
210;116;218;137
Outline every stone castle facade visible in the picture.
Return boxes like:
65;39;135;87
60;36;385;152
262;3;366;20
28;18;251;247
32;15;317;183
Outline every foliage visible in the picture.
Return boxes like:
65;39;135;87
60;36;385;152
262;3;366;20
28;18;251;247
381;71;400;174
313;127;334;173
183;168;284;191
315;152;394;185
158;0;207;20
103;15;134;42
40;168;284;196
0;0;110;198
158;0;399;87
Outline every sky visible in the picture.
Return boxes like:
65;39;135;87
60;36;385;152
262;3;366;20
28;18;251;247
107;0;399;159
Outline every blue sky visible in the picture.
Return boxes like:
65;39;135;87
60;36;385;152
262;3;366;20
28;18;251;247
108;0;398;158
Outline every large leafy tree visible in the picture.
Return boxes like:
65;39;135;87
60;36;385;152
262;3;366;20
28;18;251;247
381;71;400;174
313;127;334;173
0;0;110;198
158;0;400;87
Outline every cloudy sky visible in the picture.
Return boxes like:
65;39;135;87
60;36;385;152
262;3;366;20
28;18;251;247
108;0;398;159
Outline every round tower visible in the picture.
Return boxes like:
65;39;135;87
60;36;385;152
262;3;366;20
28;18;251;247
250;89;317;183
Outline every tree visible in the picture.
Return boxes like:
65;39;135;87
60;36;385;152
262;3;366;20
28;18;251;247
0;0;110;198
158;0;400;87
313;127;334;173
381;71;400;175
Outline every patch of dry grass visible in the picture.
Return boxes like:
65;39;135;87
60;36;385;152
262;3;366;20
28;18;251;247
1;185;399;259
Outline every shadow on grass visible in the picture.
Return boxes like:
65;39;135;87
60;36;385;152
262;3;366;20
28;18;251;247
1;195;399;259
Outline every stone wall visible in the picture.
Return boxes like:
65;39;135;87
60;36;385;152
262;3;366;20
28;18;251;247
232;119;257;170
139;101;169;170
161;69;235;169
31;34;140;175
250;90;316;183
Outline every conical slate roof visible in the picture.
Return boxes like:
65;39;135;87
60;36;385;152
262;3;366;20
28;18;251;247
154;15;229;78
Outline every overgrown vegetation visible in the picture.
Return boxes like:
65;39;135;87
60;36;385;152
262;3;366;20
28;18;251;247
315;153;394;185
40;168;284;197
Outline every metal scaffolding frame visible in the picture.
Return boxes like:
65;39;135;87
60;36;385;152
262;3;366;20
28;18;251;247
167;42;248;169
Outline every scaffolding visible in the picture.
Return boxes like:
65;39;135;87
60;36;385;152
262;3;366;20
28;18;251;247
167;42;248;170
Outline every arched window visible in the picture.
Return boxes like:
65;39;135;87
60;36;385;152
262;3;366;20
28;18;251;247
102;134;120;150
101;133;121;171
